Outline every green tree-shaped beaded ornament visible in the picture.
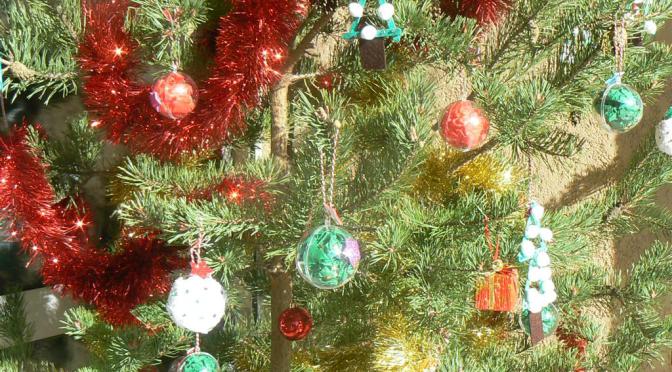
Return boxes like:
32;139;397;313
343;0;403;41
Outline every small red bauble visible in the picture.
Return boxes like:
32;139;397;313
150;71;199;120
279;307;313;341
440;100;490;151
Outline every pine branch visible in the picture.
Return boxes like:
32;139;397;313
282;10;335;76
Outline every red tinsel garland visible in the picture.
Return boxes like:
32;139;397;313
440;0;512;25
80;0;307;160
0;128;185;325
0;128;275;324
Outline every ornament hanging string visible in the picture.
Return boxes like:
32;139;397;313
483;216;500;263
614;17;627;78
188;231;206;354
190;231;205;266
317;108;342;226
526;153;533;201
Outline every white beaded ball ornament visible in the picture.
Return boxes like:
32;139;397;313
167;273;227;334
656;113;672;155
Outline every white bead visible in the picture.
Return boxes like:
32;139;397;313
528;267;542;282
536;252;551;267
520;240;536;259
167;274;227;334
527;288;543;313
525;225;540;239
530;204;545;220
538;267;552;281
542;290;558;305
348;3;364;18
644;20;658;35
656;119;672;155
377;3;395;21
540;279;555;293
528;302;543;313
539;228;554;242
360;25;378;40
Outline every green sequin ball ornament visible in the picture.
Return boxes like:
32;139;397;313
296;225;361;289
598;83;644;133
176;352;219;372
519;304;560;337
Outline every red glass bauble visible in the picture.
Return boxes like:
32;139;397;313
278;307;313;341
149;71;199;120
440;100;490;151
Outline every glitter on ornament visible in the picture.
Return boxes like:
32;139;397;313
279;307;313;340
598;82;643;133
296;225;360;289
150;71;199;120
440;100;490;151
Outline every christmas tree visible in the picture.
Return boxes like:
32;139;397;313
2;0;672;371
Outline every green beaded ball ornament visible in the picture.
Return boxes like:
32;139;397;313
296;225;361;289
519;304;560;337
599;83;644;133
177;352;219;372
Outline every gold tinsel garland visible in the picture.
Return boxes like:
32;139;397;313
413;147;519;203
371;314;441;371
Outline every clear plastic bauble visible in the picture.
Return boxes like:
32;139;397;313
169;352;219;372
598;83;643;133
166;273;227;334
519;304;560;337
149;71;199;120
296;225;361;289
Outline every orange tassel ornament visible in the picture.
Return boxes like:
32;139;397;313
475;217;519;312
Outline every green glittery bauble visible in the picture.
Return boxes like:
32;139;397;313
178;352;219;372
520;304;559;337
599;83;643;133
296;225;361;289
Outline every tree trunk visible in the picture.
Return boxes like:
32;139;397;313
271;81;290;164
269;79;293;372
270;261;293;372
